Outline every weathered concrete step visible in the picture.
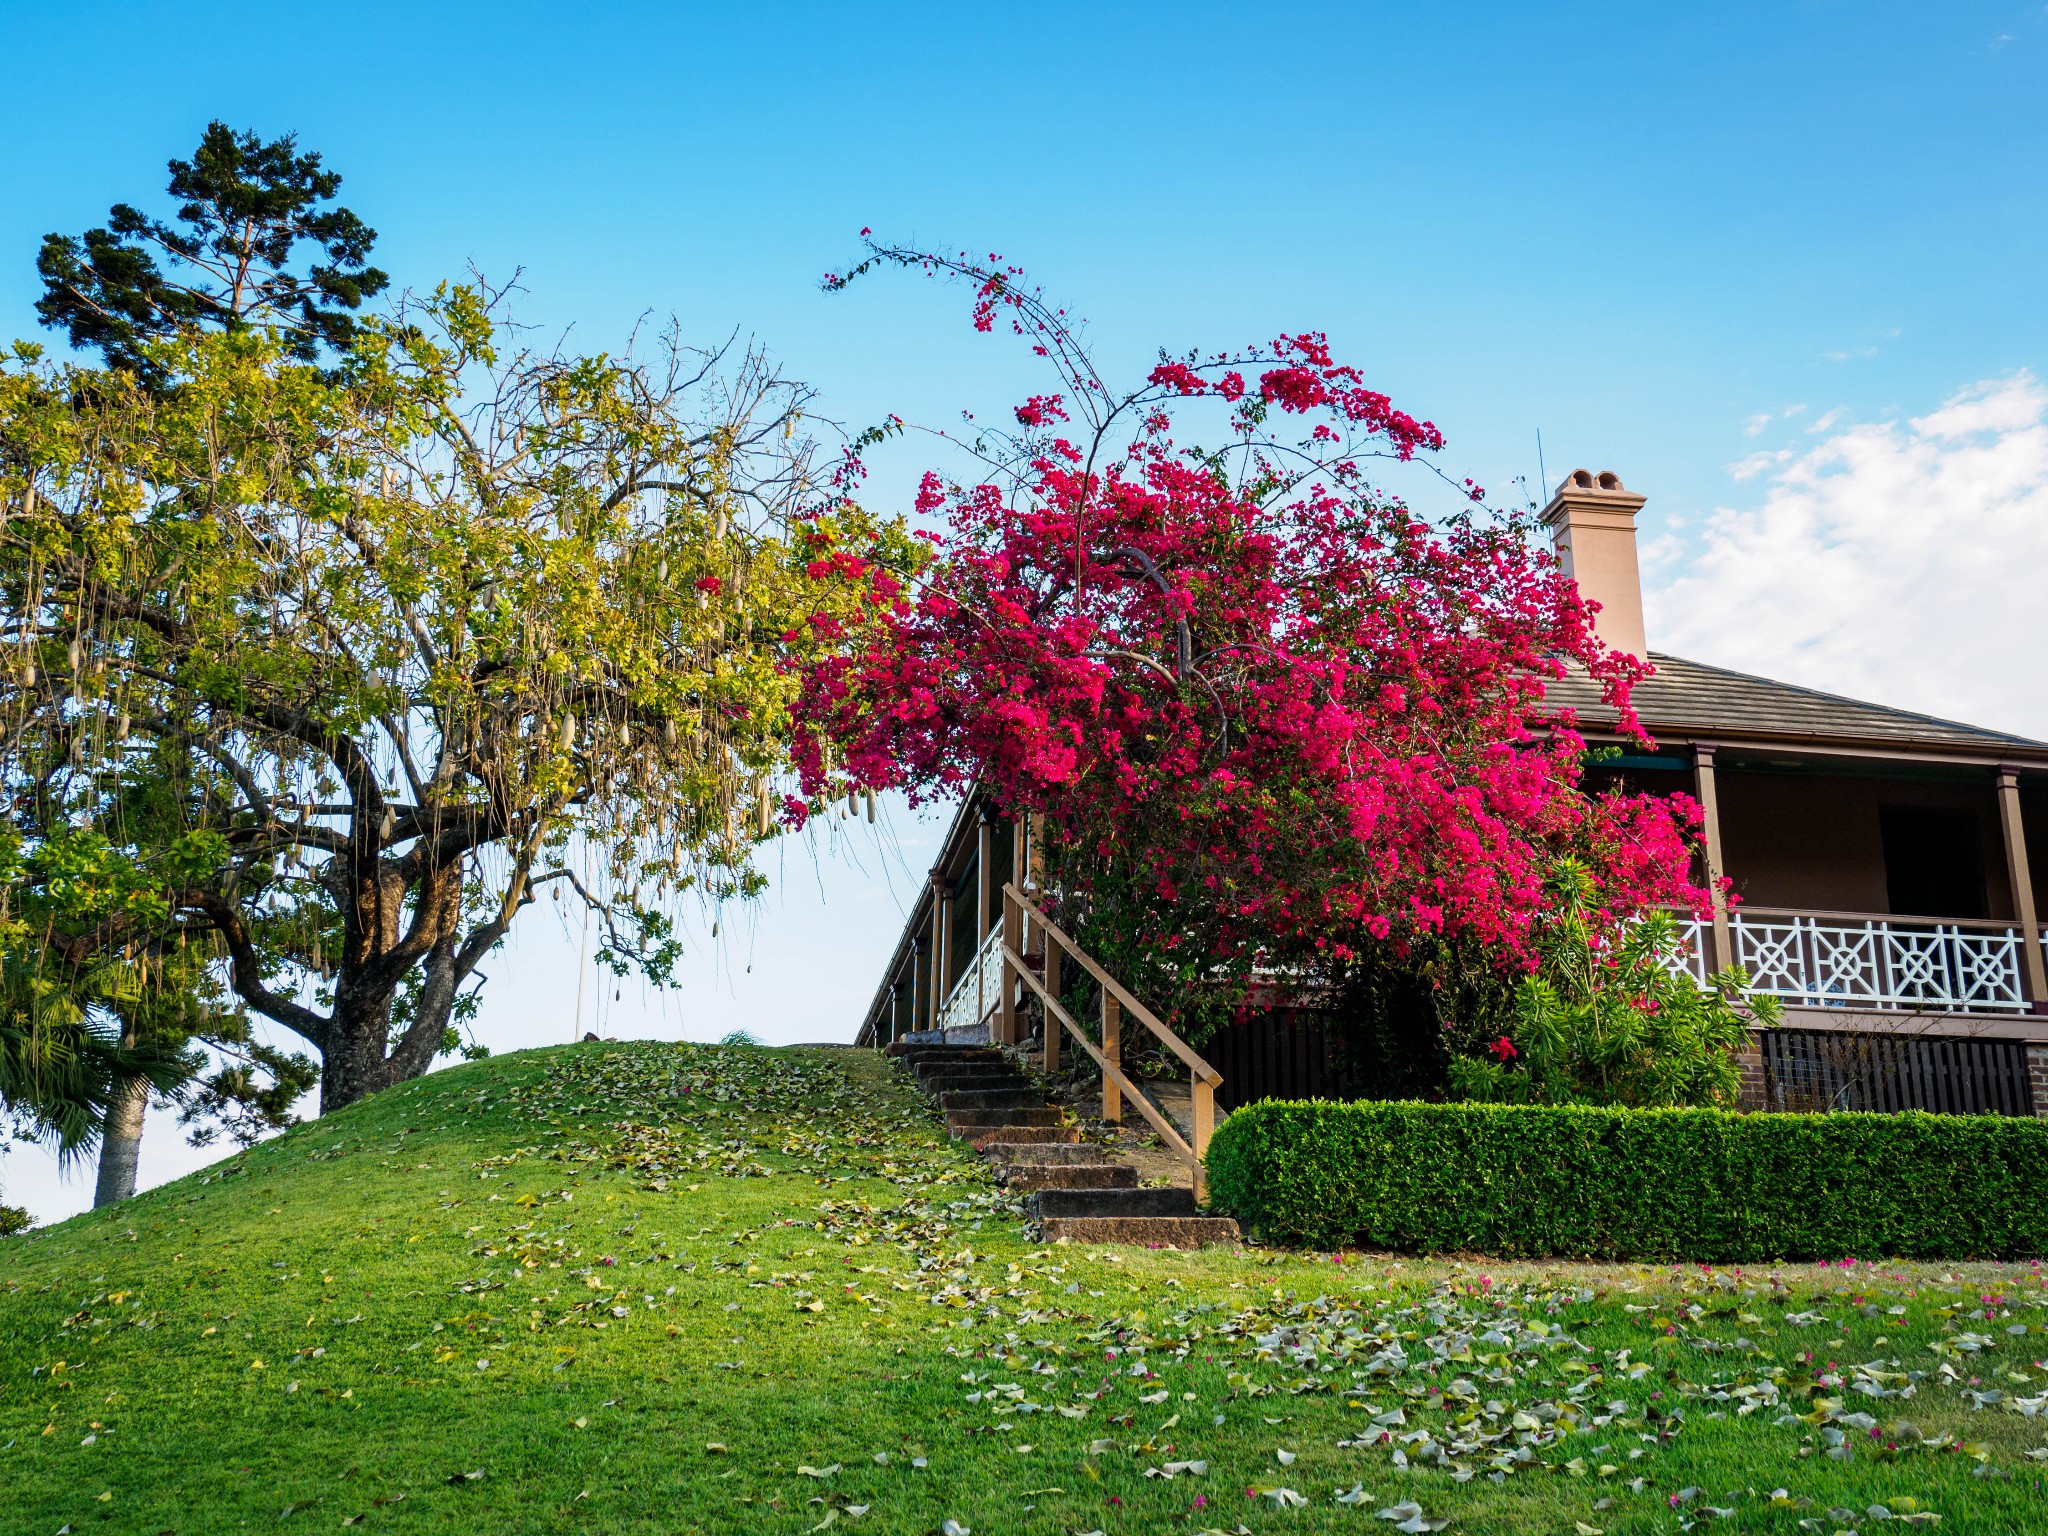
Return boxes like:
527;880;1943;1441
981;1143;1112;1166
918;1070;1035;1094
1040;1215;1241;1247
925;1083;1038;1106
947;1107;1064;1132
887;1042;1001;1061
1003;1163;1137;1192
1028;1187;1199;1219
965;1125;1080;1148
940;1088;1051;1113
914;1060;1020;1081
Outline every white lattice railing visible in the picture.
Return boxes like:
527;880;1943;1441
937;924;1006;1037
1666;914;1711;987
1658;909;2034;1014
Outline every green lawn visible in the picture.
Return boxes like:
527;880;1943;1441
6;1040;2048;1535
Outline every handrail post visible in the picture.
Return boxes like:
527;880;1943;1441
1191;1077;1213;1202
1043;937;1063;1073
1102;991;1121;1123
1000;885;1021;1051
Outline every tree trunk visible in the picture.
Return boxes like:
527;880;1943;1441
317;862;467;1111
92;1070;149;1208
319;989;398;1112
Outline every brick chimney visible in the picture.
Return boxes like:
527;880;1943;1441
1539;469;1648;659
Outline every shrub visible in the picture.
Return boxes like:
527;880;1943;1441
1205;1098;2048;1260
1446;864;1780;1110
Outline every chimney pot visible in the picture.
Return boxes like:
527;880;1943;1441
1540;468;1649;659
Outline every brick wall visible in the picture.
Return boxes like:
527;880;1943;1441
1736;1034;1768;1111
2027;1044;2048;1119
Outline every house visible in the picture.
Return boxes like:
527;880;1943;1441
855;471;2048;1119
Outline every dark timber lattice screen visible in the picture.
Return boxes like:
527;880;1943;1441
1760;1029;2034;1117
1206;1010;1335;1112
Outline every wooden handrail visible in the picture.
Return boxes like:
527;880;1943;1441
1670;904;2026;934
1002;884;1222;1085
999;882;1219;1199
1004;943;1200;1165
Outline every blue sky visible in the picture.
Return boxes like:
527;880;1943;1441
3;2;2043;516
4;1;2047;1216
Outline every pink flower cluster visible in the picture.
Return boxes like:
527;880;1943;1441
796;249;1709;979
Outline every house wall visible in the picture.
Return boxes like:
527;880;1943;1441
948;853;980;986
1714;768;2011;918
2025;783;2048;917
1583;759;2048;922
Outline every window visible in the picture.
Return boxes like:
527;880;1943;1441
1879;805;1986;920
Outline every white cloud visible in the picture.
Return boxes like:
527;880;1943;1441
1648;372;2048;740
1742;403;1807;437
1726;447;1793;481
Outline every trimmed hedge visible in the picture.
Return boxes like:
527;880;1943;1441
1204;1098;2048;1260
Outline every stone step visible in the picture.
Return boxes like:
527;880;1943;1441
917;1070;1035;1093
916;1061;1026;1083
1027;1187;1200;1220
925;1084;1038;1107
1039;1215;1241;1247
940;1088;1050;1113
887;1042;1001;1062
1002;1163;1137;1192
925;1084;1039;1107
897;1056;1004;1073
980;1143;1110;1166
964;1125;1080;1148
946;1107;1065;1132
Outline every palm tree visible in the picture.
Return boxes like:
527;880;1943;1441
0;964;198;1188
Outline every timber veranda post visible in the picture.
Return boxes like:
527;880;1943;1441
1692;744;1734;972
939;884;954;1004
1996;765;2048;1008
1003;813;1027;1050
976;811;995;1040
927;878;947;1034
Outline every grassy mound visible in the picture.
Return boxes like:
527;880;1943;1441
6;1042;2048;1535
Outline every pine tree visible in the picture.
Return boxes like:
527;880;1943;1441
35;121;388;380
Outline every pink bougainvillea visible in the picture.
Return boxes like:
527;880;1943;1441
798;242;1709;1008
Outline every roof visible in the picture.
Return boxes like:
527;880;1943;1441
1546;652;2048;761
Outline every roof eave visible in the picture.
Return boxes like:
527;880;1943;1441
1570;720;2048;770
